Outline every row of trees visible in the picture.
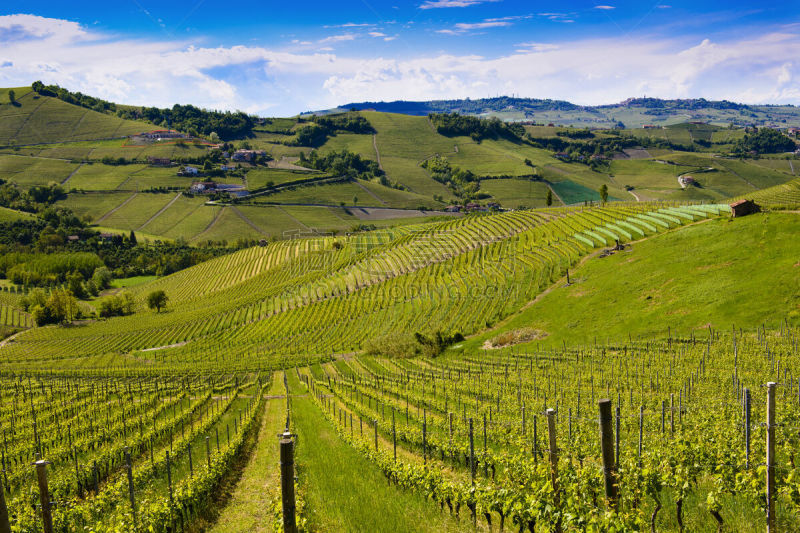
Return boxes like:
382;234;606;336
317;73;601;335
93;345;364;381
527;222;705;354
299;149;383;180
293;113;376;147
429;113;525;142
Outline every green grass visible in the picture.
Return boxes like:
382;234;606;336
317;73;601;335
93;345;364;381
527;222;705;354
56;192;135;221
0;90;148;146
479;178;552;208
0;154;79;187
288;373;468;533
99;192;181;231
550;179;614;204
251;181;371;206
246;168;319;189
0;206;35;222
110;275;159;288
463;212;800;351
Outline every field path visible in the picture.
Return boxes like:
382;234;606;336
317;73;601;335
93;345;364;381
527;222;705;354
231;206;267;235
96;191;138;224
192;206;225;240
206;373;286;533
354;179;387;206
543;180;565;205
372;134;384;172
138;192;182;231
60;162;84;185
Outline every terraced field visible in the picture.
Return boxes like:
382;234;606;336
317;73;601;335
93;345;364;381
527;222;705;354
0;202;732;371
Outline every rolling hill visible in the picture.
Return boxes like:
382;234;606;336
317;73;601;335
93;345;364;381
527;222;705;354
319;96;800;128
1;84;798;247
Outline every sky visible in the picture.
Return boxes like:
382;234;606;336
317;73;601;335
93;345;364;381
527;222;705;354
1;1;799;116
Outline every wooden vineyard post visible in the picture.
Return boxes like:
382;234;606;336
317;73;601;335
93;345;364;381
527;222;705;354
615;405;621;468
744;388;751;469
670;394;675;437
125;447;136;528
33;458;53;533
422;412;427;465
638;405;643;468
766;382;776;533
188;443;194;478
392;409;397;462
533;415;538;462
469;418;475;486
374;420;378;452
0;471;10;533
280;432;297;533
206;436;212;469
599;400;618;510
546;408;561;533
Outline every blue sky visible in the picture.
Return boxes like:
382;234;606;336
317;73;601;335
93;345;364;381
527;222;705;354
1;2;799;115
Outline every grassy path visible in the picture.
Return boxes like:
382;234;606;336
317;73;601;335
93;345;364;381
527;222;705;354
287;371;469;533
207;373;286;533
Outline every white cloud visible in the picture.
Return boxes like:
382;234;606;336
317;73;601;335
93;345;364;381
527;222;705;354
438;21;512;33
369;32;387;37
420;0;501;8
318;34;356;44
594;5;615;9
2;14;800;115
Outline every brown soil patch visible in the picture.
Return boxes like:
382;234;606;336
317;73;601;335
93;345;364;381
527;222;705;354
483;327;548;349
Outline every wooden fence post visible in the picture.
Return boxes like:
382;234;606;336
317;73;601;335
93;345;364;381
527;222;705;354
744;388;751;469
0;473;10;533
469;418;475;486
34;459;53;533
125;447;136;529
392;409;397;462
280;433;297;533
206;436;212;469
546;408;561;533
766;382;776;533
638;405;643;468
599;399;618;510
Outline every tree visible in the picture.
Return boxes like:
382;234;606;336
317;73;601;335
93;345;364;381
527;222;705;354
7;90;15;104
524;158;533;167
47;288;78;323
147;290;168;313
352;196;358;206
129;230;137;246
599;184;609;204
546;188;553;206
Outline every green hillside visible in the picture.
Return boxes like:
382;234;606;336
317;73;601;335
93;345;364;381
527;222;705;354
464;211;800;351
1;85;797;247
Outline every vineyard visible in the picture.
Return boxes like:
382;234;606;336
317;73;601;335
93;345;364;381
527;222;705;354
0;202;730;371
0;183;798;530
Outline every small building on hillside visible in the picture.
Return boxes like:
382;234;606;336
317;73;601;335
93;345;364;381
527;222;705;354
190;181;217;193
679;175;696;187
729;199;760;218
147;156;172;166
221;164;236;171
444;205;461;213
182;166;199;176
141;130;186;140
232;149;267;162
